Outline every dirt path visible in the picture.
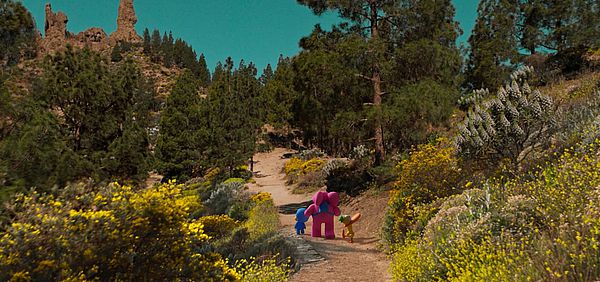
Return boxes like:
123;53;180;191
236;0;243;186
247;148;391;282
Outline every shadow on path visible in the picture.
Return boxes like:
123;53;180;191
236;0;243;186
278;200;313;214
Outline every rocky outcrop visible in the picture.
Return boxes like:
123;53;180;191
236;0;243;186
109;0;142;45
42;4;68;52
75;27;108;51
40;0;142;54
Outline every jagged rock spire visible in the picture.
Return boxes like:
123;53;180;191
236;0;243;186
109;0;142;45
42;4;69;52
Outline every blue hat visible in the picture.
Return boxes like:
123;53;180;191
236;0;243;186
295;208;309;222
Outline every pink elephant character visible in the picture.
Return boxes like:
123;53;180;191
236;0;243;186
304;191;341;239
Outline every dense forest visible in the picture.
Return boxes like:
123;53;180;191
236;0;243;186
0;0;599;280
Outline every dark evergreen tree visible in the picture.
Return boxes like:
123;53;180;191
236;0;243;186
111;43;123;62
102;60;153;182
150;29;162;62
206;59;261;172
142;28;151;55
0;0;37;67
261;56;297;128
156;71;209;181
518;0;545;55
161;32;173;67
41;47;153;183
565;0;599;49
259;64;273;85
465;0;519;91
2;49;154;196
197;54;211;87
296;0;461;158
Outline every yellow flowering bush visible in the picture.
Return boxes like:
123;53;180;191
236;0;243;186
235;257;291;282
199;215;239;240
389;140;600;281
250;192;273;204
383;139;462;243
245;197;279;241
205;167;222;182
390;239;437;281
284;157;327;192
283;157;326;179
394;139;462;201
0;181;238;281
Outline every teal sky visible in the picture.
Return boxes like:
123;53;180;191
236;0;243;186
20;0;478;72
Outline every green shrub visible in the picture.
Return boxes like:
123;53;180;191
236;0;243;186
204;180;246;215
325;165;372;196
244;234;297;266
295;170;326;194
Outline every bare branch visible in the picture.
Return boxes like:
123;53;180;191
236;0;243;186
355;73;374;81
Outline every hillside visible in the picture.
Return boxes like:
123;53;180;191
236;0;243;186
1;0;599;281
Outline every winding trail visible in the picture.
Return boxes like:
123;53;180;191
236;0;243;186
247;148;391;282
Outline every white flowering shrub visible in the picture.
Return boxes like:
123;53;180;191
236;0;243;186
455;67;557;166
321;159;348;177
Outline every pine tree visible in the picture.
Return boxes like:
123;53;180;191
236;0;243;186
41;47;153;183
0;0;37;67
150;29;162;62
518;0;545;55
259;64;273;85
197;53;211;86
298;0;390;164
161;32;173;67
206;59;261;172
156;71;209;180
142;28;151;54
566;0;599;49
465;0;519;91
111;43;123;62
297;0;461;159
103;60;153;182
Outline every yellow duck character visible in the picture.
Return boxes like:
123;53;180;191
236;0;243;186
339;213;361;243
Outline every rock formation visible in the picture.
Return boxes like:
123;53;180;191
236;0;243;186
109;0;142;45
42;4;68;52
75;27;109;51
40;0;142;54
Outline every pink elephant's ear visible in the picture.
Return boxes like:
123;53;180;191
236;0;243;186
313;191;327;206
327;192;340;207
304;204;318;217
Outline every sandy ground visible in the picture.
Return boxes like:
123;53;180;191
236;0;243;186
247;148;392;282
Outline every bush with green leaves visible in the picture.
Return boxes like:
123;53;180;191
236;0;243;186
455;67;557;167
1;48;154;197
203;180;246;215
0;0;37;67
325;164;372;197
555;85;600;148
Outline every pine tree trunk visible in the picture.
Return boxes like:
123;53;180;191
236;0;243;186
370;0;385;166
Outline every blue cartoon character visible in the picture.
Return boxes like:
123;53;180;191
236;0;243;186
295;208;309;235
